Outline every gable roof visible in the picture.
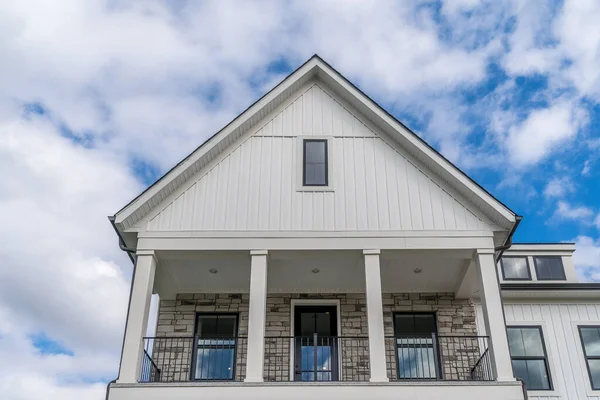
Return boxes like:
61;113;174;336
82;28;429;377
113;55;517;232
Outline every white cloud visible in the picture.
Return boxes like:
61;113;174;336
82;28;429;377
506;101;587;166
543;176;575;198
554;201;594;220
573;236;600;282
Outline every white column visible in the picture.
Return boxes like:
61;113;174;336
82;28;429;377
117;251;156;383
245;250;269;382
363;249;388;382
476;249;515;382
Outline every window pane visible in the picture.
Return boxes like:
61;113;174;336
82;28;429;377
414;314;436;335
525;359;551;390
394;314;416;336
197;316;218;337
521;328;545;357
508;327;545;357
397;346;437;379
195;348;234;380
508;328;526;357
304;163;326;186
581;327;600;356
535;257;565;280
315;312;332;336
216;316;237;337
305;141;326;163
301;313;314;336
512;359;551;390
502;257;530;279
588;359;600;390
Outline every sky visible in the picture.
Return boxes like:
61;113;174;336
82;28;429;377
0;0;599;398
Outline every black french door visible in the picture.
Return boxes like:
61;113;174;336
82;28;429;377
394;313;441;379
294;305;338;381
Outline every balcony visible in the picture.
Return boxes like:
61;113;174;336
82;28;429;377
139;334;492;383
108;248;525;400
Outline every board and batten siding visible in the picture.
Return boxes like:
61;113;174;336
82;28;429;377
146;83;491;232
476;301;600;400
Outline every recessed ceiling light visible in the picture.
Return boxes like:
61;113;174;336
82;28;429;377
209;268;218;274
312;268;320;274
413;268;422;274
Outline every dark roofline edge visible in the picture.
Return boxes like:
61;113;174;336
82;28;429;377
501;283;600;291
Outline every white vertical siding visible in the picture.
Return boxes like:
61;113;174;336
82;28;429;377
476;302;600;400
147;84;489;232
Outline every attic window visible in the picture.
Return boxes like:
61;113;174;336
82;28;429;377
303;139;328;186
534;257;566;280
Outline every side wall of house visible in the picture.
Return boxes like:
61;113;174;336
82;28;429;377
476;301;600;400
154;292;477;382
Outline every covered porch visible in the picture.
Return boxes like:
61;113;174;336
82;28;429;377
117;245;513;386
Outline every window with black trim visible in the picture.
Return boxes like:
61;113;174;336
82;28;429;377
393;313;440;379
500;257;531;280
303;139;328;186
578;326;600;390
534;257;566;280
193;314;238;380
507;326;552;390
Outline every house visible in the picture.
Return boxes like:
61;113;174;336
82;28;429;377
106;55;600;400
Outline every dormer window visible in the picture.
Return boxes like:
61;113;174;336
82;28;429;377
303;139;328;186
534;256;566;280
500;257;531;280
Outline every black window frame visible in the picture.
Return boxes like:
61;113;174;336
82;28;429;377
578;325;600;390
302;139;328;187
190;313;240;381
533;256;566;281
507;325;553;391
500;256;532;281
392;312;441;380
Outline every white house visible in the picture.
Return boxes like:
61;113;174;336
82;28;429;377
106;55;600;400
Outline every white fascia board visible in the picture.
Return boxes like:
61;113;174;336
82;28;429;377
505;243;576;253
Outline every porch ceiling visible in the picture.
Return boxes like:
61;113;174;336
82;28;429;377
156;250;473;296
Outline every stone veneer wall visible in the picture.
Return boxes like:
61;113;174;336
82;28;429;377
154;292;477;382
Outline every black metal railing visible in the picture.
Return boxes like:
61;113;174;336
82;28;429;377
139;334;493;384
140;349;161;382
140;336;248;382
385;335;493;381
264;335;370;382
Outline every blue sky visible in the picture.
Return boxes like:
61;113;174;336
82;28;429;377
0;1;599;399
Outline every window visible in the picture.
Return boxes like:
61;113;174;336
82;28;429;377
507;327;552;390
394;313;439;379
534;257;566;280
500;257;531;280
578;326;600;390
193;314;238;380
303;139;328;186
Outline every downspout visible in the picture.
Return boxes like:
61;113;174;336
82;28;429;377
490;215;522;391
106;216;137;400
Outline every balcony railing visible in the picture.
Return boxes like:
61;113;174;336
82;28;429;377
385;335;493;381
140;336;248;382
264;336;370;381
139;334;492;383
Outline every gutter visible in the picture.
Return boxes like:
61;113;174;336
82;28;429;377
106;216;138;399
494;215;522;263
